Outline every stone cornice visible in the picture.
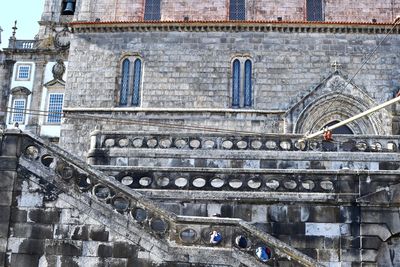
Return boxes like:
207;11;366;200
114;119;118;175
69;20;400;34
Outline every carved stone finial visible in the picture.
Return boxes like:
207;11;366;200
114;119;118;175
52;59;66;81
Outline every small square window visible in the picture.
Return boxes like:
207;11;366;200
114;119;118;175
16;65;31;80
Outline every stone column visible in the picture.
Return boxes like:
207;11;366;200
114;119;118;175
0;56;15;128
25;60;47;135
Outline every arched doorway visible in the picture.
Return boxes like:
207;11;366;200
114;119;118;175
323;120;354;135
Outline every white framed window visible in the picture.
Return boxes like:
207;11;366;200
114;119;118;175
11;99;26;123
47;93;64;124
16;64;32;80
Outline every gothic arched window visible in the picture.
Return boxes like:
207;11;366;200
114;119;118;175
119;56;143;107
132;59;142;106
306;0;324;21
144;0;161;21
231;57;253;108
244;60;252;107
120;59;130;106
229;0;245;20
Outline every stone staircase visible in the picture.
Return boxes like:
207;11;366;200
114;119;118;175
1;130;322;267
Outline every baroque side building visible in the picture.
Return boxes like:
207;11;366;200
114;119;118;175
1;0;400;266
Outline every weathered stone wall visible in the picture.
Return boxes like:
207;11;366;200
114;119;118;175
65;29;400;110
70;0;400;22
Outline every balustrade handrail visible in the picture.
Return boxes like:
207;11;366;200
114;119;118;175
17;131;323;267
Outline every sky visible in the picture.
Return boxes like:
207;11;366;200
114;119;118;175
0;0;45;49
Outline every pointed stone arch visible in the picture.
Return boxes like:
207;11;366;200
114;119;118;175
285;73;392;135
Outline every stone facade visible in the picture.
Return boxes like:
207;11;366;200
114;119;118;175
1;0;400;266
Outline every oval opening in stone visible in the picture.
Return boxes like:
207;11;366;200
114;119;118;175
139;177;152;187
180;228;197;243
189;139;201;149
255;245;273;262
150;218;168;233
118;138;129;147
203;140;215;149
236;140;248;149
121;176;134;186
280;141;291;150
356;141;368;151
157;177;170;187
78;176;91;190
146;139;158;148
159;138;172;148
265;140;277;150
210;178;224;188
93;184;111;199
113;197;129;211
320;180;334;191
222;140;233;149
371;142;382;151
104;138;115;147
132;138;144;148
175;177;188;188
251;140;262;149
56;164;74;180
248;178;262;189
229;179;243;189
131;208;147;223
192;177;206;188
387;142;397;151
41;154;54;167
301;180;315;190
266;179;280;190
235;235;249;249
175;139;187;148
25;145;39;160
283;180;297;190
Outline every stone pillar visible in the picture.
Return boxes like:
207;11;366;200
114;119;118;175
0;56;15;128
0;130;20;266
25;60;47;135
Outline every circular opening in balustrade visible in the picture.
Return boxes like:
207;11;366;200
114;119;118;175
192;177;206;188
132;138;144;148
139;177;152;187
146;138;158;148
209;230;223;245
387;142;397;151
159;138;172;148
24;145;39;160
283;180;297;190
118;138;129;147
179;228;198;243
266;179;280;190
236;140;248;149
234;235;250;249
77;176;92;191
131;208;147;223
309;141;319;150
301;180;315;191
229;179;243;189
175;139;187;148
112;197;129;212
56;163;74;181
280;141;291;150
93;184;111;200
150;218;168;234
320;180;334;191
222;140;234;149
251;140;263;150
174;177;188;188
210;178;225;188
203;140;215;149
371;142;382;152
356;141;368;151
247;178;262;189
121;176;134;186
265;140;277;150
156;177;170;187
255;245;273;262
189;139;201;149
41;154;54;167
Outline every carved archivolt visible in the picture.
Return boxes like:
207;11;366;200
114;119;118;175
286;74;392;135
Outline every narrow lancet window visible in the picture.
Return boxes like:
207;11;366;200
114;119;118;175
244;60;252;107
132;59;142;106
232;59;241;108
120;59;130;106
